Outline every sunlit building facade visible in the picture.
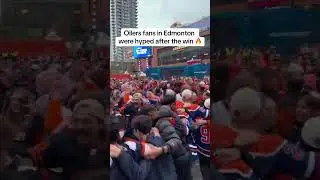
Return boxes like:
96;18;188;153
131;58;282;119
155;16;210;67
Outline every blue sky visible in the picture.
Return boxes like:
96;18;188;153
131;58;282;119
137;0;210;28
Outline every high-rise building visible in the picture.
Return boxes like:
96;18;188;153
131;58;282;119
0;0;109;41
83;0;109;35
110;0;138;61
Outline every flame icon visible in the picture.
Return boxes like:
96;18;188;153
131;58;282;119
196;38;201;45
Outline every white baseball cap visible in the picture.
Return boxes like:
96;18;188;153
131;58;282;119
204;98;210;109
301;116;320;149
230;87;261;121
165;89;176;96
181;89;193;99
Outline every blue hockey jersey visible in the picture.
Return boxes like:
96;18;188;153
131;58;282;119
212;124;317;180
193;124;210;159
190;106;210;159
190;106;209;121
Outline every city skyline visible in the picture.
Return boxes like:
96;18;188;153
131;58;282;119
110;0;138;62
137;0;210;28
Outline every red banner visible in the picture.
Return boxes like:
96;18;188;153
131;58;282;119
248;0;290;9
187;59;201;65
111;74;132;80
0;40;67;57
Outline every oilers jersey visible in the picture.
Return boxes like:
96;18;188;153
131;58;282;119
176;100;202;160
191;106;210;160
193;123;210;159
177;112;191;135
211;123;316;180
190;106;209;121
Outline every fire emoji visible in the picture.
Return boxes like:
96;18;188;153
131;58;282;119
196;38;201;45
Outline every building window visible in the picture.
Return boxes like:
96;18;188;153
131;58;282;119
157;45;210;65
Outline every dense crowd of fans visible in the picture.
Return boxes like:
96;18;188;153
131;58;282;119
0;46;320;180
0;56;110;180
0;56;211;180
110;77;210;180
210;47;320;180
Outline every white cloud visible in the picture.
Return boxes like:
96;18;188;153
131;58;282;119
138;0;210;28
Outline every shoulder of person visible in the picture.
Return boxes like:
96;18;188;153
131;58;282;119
147;135;165;147
123;141;139;152
122;140;145;155
212;124;238;149
211;101;226;110
249;134;287;156
156;118;173;129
